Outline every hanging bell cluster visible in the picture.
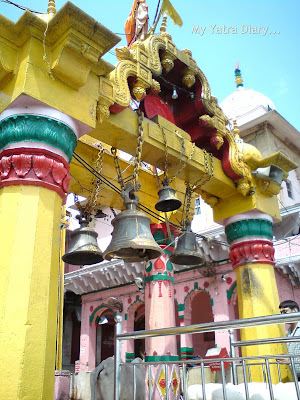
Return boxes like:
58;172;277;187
62;216;103;266
104;183;163;262
155;179;182;212
169;223;203;266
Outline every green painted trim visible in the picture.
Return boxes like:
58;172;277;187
0;114;77;161
125;313;128;321
127;297;145;314
227;281;237;300
177;304;185;312
183;287;213;309
144;274;174;283
225;219;273;244
180;347;193;352
179;315;184;320
145;355;179;362
194;282;198;289
89;304;114;323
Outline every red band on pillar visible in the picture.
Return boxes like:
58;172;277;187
229;239;275;269
0;148;70;199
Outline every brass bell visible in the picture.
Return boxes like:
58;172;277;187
155;180;182;212
169;225;203;266
62;217;103;265
104;183;163;262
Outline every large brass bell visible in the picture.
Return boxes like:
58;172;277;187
169;224;203;265
155;180;182;212
62;217;103;265
104;183;163;262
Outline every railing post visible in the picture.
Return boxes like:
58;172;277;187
114;315;122;400
229;329;238;384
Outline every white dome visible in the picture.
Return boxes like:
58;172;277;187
220;87;276;126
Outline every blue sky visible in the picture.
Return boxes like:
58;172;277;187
1;0;300;131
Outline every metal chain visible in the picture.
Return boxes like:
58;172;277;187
161;127;169;182
132;109;145;191
111;147;125;191
88;144;104;216
160;126;195;185
169;142;196;184
192;149;214;190
183;182;192;228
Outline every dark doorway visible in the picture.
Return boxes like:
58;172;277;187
134;305;145;359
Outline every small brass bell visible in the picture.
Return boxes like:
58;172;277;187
169;224;203;265
104;183;163;262
62;217;103;265
155;180;182;212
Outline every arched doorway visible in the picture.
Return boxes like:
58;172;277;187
134;304;145;359
96;310;115;365
190;291;215;358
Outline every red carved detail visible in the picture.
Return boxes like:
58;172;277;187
229;240;275;268
0;156;11;178
32;155;53;179
184;286;189;293
52;160;67;184
12;154;31;177
0;149;70;199
154;257;165;271
204;281;209;288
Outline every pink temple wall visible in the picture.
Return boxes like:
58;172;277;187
76;256;300;371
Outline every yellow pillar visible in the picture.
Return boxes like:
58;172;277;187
0;103;80;399
224;211;291;382
0;185;62;399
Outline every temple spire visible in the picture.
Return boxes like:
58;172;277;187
235;61;243;88
47;0;56;15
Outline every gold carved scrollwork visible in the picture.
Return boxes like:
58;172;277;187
97;76;115;123
115;46;134;61
109;60;152;107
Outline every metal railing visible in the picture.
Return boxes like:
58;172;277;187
114;312;300;400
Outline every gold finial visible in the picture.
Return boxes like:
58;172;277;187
160;16;168;33
47;0;56;15
233;119;243;144
233;119;240;135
